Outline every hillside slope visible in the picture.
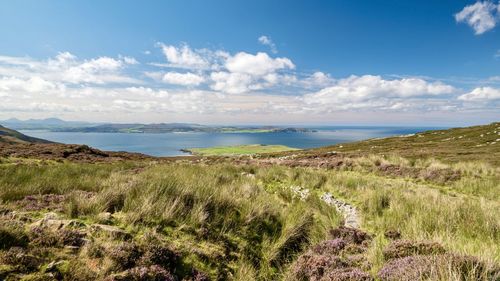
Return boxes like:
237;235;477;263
0;124;52;144
297;122;500;165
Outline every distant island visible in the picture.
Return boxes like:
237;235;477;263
1;118;317;134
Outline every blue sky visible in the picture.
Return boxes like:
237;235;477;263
0;0;499;125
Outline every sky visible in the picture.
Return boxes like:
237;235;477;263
0;0;499;126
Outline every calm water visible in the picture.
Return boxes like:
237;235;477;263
21;127;442;157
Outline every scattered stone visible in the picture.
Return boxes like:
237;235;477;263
97;212;113;224
30;213;85;231
321;193;360;228
91;224;131;240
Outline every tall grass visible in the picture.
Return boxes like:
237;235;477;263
0;155;498;279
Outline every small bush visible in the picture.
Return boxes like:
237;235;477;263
106;265;175;281
382;240;446;260
290;253;349;281
107;242;142;270
377;255;432;281
329;227;371;246
139;244;179;270
321;268;373;281
28;227;59;247
0;247;41;272
59;229;86;247
310;238;346;256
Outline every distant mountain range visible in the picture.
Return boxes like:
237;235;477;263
0;118;316;133
1;118;94;130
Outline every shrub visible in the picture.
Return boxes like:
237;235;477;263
310;238;346;256
59;229;86;247
329;227;371;246
28;227;59;247
321;268;373;281
106;265;175;281
107;242;142;270
290;253;349;281
0;247;41;272
377;255;432;281
139;244;179;270
377;254;497;281
382;240;446;260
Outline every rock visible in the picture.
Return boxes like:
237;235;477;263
97;212;113;224
90;224;131;240
30;213;86;231
45;260;65;272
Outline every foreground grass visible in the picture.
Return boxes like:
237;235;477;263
186;144;300;156
0;153;498;280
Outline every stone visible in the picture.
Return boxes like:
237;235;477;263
90;224;131;240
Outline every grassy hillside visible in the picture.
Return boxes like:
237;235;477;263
0;125;52;144
300;122;500;165
0;123;499;280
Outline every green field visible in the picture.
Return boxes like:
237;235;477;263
185;144;300;155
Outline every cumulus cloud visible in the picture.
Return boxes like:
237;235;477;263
0;52;141;85
210;72;254;94
455;1;500;35
0;76;58;93
303;75;456;111
208;52;295;94
458;87;500;100
158;43;210;69
302;72;335;88
161;72;205;86
258;35;278;53
226;52;294;76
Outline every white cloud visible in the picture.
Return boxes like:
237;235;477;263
302;72;335;88
161;72;205;86
0;53;141;85
226;52;294;76
0;76;58;93
303;75;456;110
258;35;278;53
455;1;500;35
158;43;209;69
210;72;253;94
458;87;500;100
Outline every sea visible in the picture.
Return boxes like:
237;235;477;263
20;126;444;157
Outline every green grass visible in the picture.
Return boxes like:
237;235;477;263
186;144;300;156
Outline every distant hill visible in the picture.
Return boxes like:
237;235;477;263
0;125;53;144
0;118;314;133
1;118;94;130
52;123;314;133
